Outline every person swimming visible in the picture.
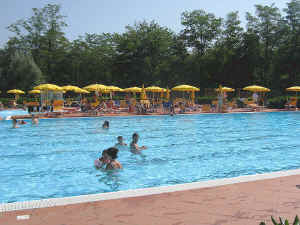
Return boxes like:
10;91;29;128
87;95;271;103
94;149;110;169
130;133;147;153
115;136;127;148
12;118;19;128
105;147;122;170
102;120;109;129
18;120;27;125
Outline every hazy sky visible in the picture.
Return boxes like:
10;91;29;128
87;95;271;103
0;0;289;47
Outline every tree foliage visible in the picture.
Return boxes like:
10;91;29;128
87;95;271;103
1;1;300;96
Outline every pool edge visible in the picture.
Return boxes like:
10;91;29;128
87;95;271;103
1;168;300;212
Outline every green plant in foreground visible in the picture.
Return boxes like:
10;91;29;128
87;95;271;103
260;215;299;225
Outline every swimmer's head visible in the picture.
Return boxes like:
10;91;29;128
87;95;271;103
102;149;108;159
106;147;119;160
103;120;109;128
117;136;123;143
132;133;139;143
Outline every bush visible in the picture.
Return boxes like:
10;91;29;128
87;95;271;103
196;96;215;105
267;96;287;109
260;215;299;225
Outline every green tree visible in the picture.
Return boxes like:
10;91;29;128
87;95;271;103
7;4;68;81
112;21;175;87
180;10;222;56
5;52;44;91
246;4;284;85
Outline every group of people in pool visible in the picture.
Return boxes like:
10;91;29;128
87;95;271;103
95;121;147;170
12;115;39;128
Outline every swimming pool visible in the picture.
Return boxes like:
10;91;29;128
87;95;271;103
0;109;28;119
1;112;300;203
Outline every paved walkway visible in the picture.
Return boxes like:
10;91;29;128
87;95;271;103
1;173;300;225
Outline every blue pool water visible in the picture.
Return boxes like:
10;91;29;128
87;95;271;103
1;111;300;203
0;109;28;119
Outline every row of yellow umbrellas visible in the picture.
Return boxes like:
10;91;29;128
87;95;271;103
5;84;300;95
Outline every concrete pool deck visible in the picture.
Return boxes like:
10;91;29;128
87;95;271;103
1;169;300;225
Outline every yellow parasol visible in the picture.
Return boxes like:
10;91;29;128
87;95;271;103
243;85;270;111
106;86;124;92
286;86;300;92
76;88;90;94
61;85;81;92
172;85;200;92
216;86;235;92
34;84;62;91
28;90;41;94
145;86;163;92
83;84;107;92
123;87;142;93
243;85;270;92
7;89;25;95
7;89;25;101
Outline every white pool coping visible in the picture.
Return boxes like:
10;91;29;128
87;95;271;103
1;168;300;212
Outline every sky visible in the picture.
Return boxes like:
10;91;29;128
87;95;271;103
0;0;290;47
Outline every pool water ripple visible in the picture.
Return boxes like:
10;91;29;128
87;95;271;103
1;112;300;203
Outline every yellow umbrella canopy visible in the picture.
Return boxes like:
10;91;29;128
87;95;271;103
286;86;300;92
216;87;235;92
106;86;124;92
28;90;41;94
34;84;62;91
145;86;163;92
83;84;107;92
123;87;142;93
7;89;25;94
243;85;270;92
172;85;200;92
61;85;81;92
76;88;90;94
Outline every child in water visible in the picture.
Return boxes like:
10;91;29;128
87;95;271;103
102;120;109;129
94;149;110;169
115;136;127;148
